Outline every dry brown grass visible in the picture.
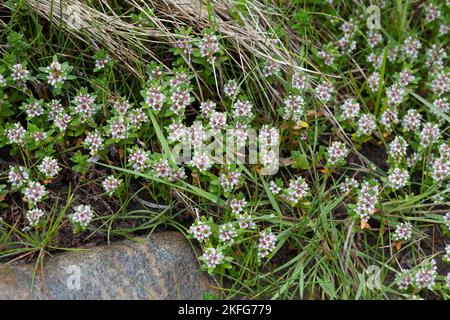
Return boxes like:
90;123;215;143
22;1;307;89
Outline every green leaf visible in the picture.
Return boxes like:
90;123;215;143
291;151;309;169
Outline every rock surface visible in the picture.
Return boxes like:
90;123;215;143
0;232;215;299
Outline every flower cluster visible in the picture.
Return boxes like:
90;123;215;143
38;156;60;179
392;222;413;242
285;177;309;204
201;247;224;269
26;208;45;227
327;141;348;165
70;205;95;229
199;33;220;63
353;180;380;226
188;219;212;242
258;229;277;259
102;175;121;196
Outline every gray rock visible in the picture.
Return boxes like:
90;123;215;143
0;232;216;300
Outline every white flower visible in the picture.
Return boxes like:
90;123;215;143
315;82;334;102
402;109;422;132
54;113;72;131
367;52;383;69
386;84;406;105
199;34;220;63
145;86;165;111
7;123;26;145
292;71;307;90
202;247;224;269
102;175;121;196
318;50;334;66
38;156;60;179
286;177;309;204
95;56;111;69
153;159;171;178
128;148;151;172
170;88;190;115
430;157;449;182
269;181;282;195
283;94;305;123
424;3;441;23
46;61;66;86
327;141;348;165
357;114;376;136
414;259;437;290
177;38;193;54
398;69;415;87
190;153;213;172
11;63;30;82
46;99;64;120
439;143;450;160
230;198;247;215
71;204;94;228
339;177;358;193
26;208;45;227
199;101;216;118
443;244;450;263
24;101;44;118
431;71;449;96
262;60;281;77
167;121;188;143
396;270;413;290
189;220;212;242
388;168;409;189
219;223;238;243
84;131;104;155
368;72;381;92
169;167;186;182
128;108;148;128
73;92;96;122
171;75;190;88
341;99;360;120
388;136;408;163
258;229;276;258
23;181;47;205
354;181;380;224
8;166;29;188
432;98;449;117
224;79;239;98
109;117;128;140
232;100;253;118
444;213;450;231
219;171;241;193
367;30;383;48
238;213;255;229
380;108;399;129
209;111;227;132
113;99;131;115
393;222;412;241
402;37;422;61
420;122;440;148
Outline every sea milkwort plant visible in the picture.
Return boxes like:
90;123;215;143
0;0;449;300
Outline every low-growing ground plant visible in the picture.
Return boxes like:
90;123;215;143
0;0;449;300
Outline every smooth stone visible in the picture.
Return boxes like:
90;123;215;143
0;232;216;299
